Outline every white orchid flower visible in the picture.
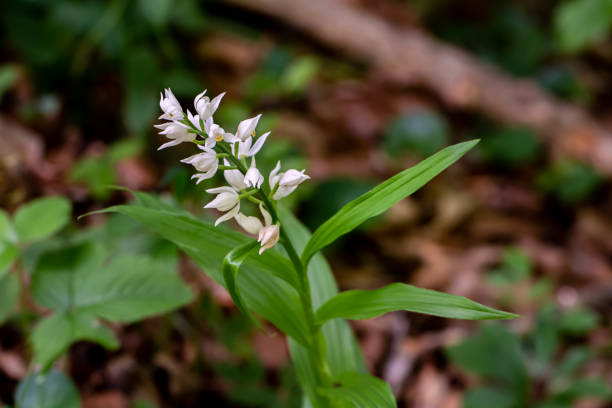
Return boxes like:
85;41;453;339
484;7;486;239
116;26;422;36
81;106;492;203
204;118;236;146
234;204;278;253
234;213;263;235
181;146;218;183
223;159;247;191
269;161;310;200
205;186;240;226
236;132;270;158
235;114;262;142
258;224;279;254
186;110;202;131
244;157;264;189
157;122;196;150
159;88;183;121
194;90;225;121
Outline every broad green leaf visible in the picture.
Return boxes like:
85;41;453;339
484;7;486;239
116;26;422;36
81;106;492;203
554;0;612;53
280;207;365;408
0;241;18;279
32;243;106;311
15;370;80;408
0;273;19;324
317;372;396;408
315;283;518;325
101;193;309;345
222;240;261;325
31;312;118;371
0;209;16;242
301;141;478;266
32;241;192;323
447;324;528;393
14;197;71;243
553;378;612;401
464;387;517;408
73;255;193;323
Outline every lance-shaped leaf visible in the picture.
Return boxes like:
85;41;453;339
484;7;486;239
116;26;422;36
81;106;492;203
301;140;478;267
315;283;518;325
98;192;310;345
222;240;260;326
317;372;396;408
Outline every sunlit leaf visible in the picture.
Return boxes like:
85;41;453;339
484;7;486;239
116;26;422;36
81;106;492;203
555;0;612;53
317;372;396;408
301;141;478;267
315;283;517;325
14;197;71;243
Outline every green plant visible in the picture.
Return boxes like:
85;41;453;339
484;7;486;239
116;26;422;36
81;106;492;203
0;197;193;407
96;87;517;407
447;307;611;408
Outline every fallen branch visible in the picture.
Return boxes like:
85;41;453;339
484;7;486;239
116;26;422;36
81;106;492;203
224;0;612;175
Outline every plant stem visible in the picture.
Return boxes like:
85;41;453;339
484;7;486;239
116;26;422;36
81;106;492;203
212;140;334;397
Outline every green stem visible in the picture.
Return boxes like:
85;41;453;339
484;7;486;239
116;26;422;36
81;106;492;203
213;141;334;396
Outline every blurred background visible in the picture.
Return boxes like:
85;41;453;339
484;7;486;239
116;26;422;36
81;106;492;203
1;0;612;407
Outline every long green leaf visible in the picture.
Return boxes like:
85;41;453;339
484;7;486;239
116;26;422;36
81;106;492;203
101;193;310;345
315;283;518;325
317;372;396;408
301;140;478;266
222;240;260;325
279;207;366;407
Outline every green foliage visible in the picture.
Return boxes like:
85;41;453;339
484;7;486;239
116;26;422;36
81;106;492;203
488;247;532;284
448;307;611;408
317;372;396;408
315;283;517;324
301;178;377;231
102;194;311;345
0;273;19;325
29;241;192;370
479;127;541;167
280;207;366;407
223;240;262;325
384;111;450;157
0;64;19;101
537;160;603;203
554;0;612;53
14;197;71;243
301;140;478;266
31;312;118;371
70;138;144;200
15;370;80;408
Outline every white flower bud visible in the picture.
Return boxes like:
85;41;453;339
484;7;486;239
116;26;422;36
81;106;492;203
272;168;310;200
156;122;195;150
194;90;224;121
257;224;279;254
244;158;264;189
235;213;264;235
235;114;262;141
181;146;218;183
158;88;183;121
